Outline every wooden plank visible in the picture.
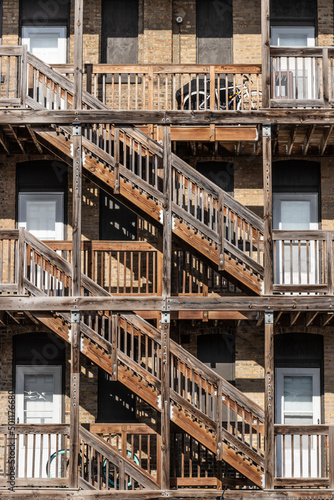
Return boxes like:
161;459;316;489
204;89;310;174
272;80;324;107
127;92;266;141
27;125;43;154
265;314;274;489
263;125;273;294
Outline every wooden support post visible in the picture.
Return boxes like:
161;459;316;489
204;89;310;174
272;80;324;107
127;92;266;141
263;125;273;295
114;127;120;194
210;66;215;110
21;45;27;107
329;426;334;489
323;48;329;108
216;378;223;489
218;191;225;271
264;311;274;490
17;227;25;295
160;125;171;490
69;0;83;489
261;0;270;108
69;312;80;488
111;313;118;381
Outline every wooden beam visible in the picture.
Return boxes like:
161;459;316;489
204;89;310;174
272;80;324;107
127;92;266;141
5;109;334;126
263;125;273;294
320;125;333;156
289;311;301;327
69;0;83;489
261;0;270;108
7;295;334;311
274;311;283;326
8;125;25;153
161;125;171;490
27;125;43;154
322;312;334;327
287;125;298;156
302;125;315;155
264;311;274;489
305;311;318;327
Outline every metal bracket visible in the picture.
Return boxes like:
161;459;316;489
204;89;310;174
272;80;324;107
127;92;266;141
71;311;80;324
72;124;82;136
264;311;274;324
262;125;271;137
160;311;170;324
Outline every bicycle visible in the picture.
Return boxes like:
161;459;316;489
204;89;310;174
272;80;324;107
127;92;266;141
46;448;140;487
176;75;262;111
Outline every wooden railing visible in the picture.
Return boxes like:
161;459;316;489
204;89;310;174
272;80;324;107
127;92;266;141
51;63;262;111
78;425;158;490
273;230;333;294
11;230;265;483
0;46;24;107
46;240;159;295
274;425;334;488
0;424;70;487
118;312;265;468
270;46;333;108
25;53;265;289
0;230;20;294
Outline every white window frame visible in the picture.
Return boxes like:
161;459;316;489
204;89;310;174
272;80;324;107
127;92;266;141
18;192;64;240
22;26;67;64
16;365;62;424
271;26;315;47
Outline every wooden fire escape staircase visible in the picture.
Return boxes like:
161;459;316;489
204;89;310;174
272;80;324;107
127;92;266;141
25;52;265;296
9;53;267;487
19;229;265;487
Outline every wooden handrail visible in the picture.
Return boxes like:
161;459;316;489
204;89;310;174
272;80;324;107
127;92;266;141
274;424;330;435
52;63;262;75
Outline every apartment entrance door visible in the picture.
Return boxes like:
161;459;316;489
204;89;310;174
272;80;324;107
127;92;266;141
276;368;320;478
271;26;315;99
273;193;318;285
16;365;62;478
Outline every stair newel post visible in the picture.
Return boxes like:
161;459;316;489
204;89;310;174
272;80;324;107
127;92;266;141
264;311;274;489
216;378;223;489
263;124;273;295
70;0;83;489
160;124;172;490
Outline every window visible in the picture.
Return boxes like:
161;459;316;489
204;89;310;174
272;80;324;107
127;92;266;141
22;26;67;64
197;0;233;64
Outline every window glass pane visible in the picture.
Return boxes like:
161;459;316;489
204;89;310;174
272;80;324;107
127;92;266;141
281;201;310;230
284;375;313;413
24;374;54;424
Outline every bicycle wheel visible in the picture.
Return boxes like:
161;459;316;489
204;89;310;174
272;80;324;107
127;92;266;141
46;449;70;478
103;451;140;488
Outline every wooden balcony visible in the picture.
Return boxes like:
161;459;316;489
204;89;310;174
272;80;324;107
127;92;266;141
1;45;334;113
0;423;333;491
